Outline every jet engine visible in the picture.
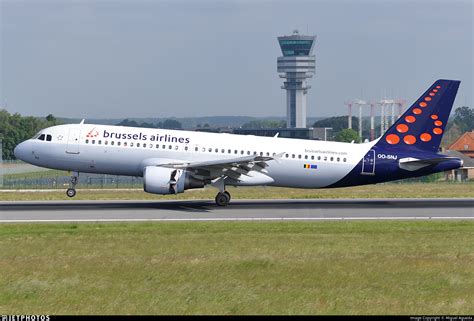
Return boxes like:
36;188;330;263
143;166;205;195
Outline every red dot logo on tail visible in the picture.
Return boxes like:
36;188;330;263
404;135;416;145
386;134;400;145
420;133;432;142
396;124;409;133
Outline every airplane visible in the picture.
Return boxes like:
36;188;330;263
14;79;463;206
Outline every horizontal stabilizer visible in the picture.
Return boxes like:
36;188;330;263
399;157;461;171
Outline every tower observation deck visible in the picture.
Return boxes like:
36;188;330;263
277;30;316;128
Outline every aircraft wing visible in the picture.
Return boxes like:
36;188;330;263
157;154;283;181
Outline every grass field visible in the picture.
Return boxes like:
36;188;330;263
1;221;473;315
0;182;472;201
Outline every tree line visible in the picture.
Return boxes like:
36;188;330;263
0;110;60;160
116;118;183;130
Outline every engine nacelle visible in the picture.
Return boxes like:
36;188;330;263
143;166;204;195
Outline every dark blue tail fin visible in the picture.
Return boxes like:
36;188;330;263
376;79;460;152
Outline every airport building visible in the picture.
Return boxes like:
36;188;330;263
277;30;316;128
233;31;322;140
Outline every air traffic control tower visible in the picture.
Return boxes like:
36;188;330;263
277;30;316;128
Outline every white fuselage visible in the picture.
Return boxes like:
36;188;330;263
15;124;376;188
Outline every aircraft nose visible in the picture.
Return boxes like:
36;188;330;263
14;141;31;161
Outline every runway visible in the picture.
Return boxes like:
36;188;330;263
0;198;473;223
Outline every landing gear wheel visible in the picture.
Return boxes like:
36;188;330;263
66;188;76;198
67;171;79;198
224;191;231;201
215;192;230;206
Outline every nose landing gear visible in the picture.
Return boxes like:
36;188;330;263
66;172;79;198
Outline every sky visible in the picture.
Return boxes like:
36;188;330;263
0;0;472;119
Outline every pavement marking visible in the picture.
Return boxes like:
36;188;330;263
2;216;474;223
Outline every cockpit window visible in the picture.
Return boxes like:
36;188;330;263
38;134;46;141
32;130;45;139
46;135;52;142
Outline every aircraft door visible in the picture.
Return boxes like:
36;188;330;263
361;149;375;175
66;129;81;154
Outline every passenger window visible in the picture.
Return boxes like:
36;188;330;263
323;156;327;161
123;142;127;147
105;141;108;145
111;141;115;146
247;151;251;155
185;146;189;151
195;147;198;152
148;144;152;148
292;154;295;159
241;150;244;155
285;154;289;158
209;148;212;152
234;150;238;154
215;148;218;153
266;152;270;156
202;147;206;152
130;142;134;147
304;155;308;159
117;142;121;146
272;153;276;157
86;139;89;144
92;140;95;144
318;156;321;161
343;158;347;162
46;135;52;142
337;157;340;162
298;155;301;159
221;149;225;153
169;145;172;149
163;145;166;149
175;145;178;150
137;143;140;147
330;157;334;162
228;149;231;154
157;144;160;149
311;155;314;160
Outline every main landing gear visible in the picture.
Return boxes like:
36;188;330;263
215;191;231;207
66;172;79;198
212;177;231;206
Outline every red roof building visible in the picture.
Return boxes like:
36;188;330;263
447;130;474;158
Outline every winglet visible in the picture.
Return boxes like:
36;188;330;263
79;119;85;125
